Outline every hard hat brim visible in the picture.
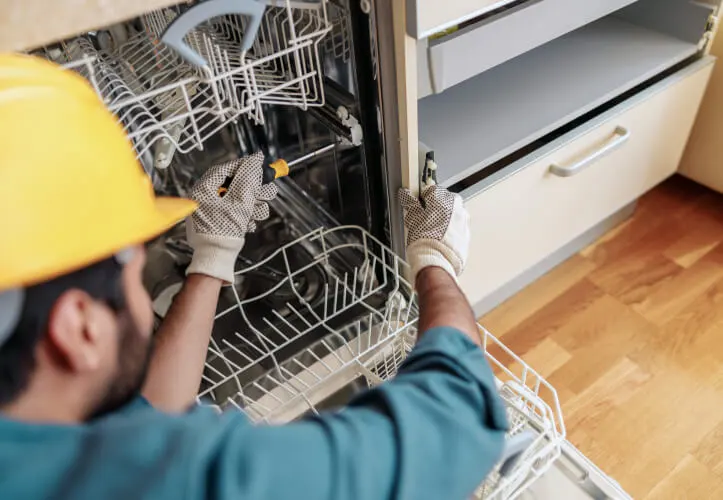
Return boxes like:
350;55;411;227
154;196;199;230
0;55;201;291
0;196;197;291
143;196;199;244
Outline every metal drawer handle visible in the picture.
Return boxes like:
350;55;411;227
549;126;631;178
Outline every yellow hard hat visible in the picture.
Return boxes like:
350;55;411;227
0;54;197;290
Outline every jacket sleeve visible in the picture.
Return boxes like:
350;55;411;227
199;327;509;500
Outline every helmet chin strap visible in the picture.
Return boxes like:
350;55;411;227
113;247;137;266
0;248;137;347
0;288;24;348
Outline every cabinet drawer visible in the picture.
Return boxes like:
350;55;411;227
409;0;515;39
418;15;706;187
417;0;637;97
458;59;714;309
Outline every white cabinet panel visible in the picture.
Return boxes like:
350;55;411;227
680;8;723;193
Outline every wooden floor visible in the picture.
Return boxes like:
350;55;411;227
480;175;723;499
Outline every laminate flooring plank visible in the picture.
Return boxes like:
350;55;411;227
479;176;723;497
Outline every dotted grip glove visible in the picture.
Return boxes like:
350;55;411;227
186;152;278;283
399;185;470;282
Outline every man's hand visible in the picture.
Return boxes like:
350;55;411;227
398;185;470;282
399;184;479;345
186;152;278;283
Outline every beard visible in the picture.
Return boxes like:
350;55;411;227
87;311;154;420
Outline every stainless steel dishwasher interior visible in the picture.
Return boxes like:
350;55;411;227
145;123;383;404
141;2;391;410
145;114;380;390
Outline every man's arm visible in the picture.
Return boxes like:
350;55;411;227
417;266;480;346
161;185;507;499
179;267;507;500
142;274;222;412
143;155;278;413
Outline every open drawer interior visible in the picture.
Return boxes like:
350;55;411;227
417;0;639;98
418;0;714;98
418;0;715;186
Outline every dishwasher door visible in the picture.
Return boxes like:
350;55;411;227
193;225;569;500
521;442;632;500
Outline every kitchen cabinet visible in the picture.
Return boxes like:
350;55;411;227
397;0;719;311
0;0;185;52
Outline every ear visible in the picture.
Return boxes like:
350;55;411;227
46;290;110;373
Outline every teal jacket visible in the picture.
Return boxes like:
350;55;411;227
0;327;508;499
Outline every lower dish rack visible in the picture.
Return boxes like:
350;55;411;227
198;226;566;499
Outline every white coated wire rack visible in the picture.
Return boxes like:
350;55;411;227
325;1;352;63
198;226;566;499
42;0;332;169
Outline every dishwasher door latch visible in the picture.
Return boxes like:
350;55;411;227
421;150;438;189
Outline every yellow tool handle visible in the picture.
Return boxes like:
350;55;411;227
263;159;289;184
217;158;290;197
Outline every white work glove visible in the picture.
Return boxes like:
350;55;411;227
186;152;278;283
398;185;470;282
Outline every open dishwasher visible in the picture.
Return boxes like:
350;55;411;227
34;0;625;498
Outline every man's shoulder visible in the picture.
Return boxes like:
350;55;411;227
0;400;256;499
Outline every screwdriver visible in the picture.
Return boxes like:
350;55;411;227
217;143;337;197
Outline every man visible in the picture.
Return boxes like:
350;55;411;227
0;55;508;499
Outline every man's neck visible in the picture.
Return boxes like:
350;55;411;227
0;376;88;424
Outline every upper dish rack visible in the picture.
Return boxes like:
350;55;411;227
198;225;566;499
41;0;333;170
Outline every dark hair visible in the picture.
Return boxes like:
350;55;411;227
0;257;126;406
